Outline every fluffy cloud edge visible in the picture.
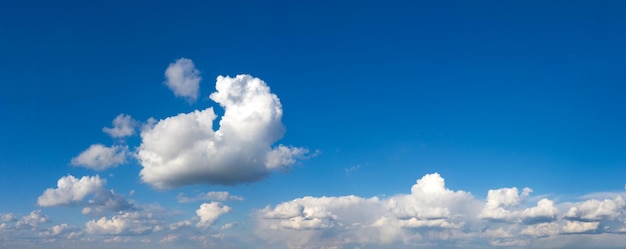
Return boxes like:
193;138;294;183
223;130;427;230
138;74;310;189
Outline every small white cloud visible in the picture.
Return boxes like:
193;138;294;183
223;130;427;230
196;202;231;228
562;221;600;234
37;175;105;207
71;144;128;171
86;210;160;235
0;213;16;222
15;210;49;229
159;234;179;243
102;114;138;138
39;224;74;237
168;220;192;230
37;175;132;214
164;58;201;103
177;191;243;203
138;74;308;188
221;222;237;230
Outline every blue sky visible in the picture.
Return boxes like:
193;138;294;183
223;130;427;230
1;0;626;248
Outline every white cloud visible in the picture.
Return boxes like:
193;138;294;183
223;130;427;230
565;196;625;221
15;210;49;229
168;220;192;230
37;175;132;214
478;186;557;225
196;202;232;228
254;173;626;248
138;74;308;188
37;175;105;207
102;114;138;138
71;144;128;171
0;213;16;222
86;210;161;235
221;222;237;230
177;191;243;203
562;221;600;234
38;224;74;237
164;58;201;103
159;234;178;243
255;173;479;247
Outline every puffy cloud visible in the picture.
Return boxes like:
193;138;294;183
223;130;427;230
164;58;201;103
37;175;105;207
196;202;232;228
15;210;49;229
479;187;532;221
38;224;74;237
177;191;243;203
561;221;600;234
37;175;132;215
71;144;129;171
520;222;560;237
565;196;625;221
102;114;138;138
138;74;308;188
479;187;557;224
521;199;559;224
255;173;626;248
0;213;16;222
256;173;479;247
86;210;161;235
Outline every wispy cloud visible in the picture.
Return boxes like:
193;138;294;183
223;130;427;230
177;191;243;203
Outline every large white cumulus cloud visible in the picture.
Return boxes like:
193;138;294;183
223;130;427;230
138;74;307;188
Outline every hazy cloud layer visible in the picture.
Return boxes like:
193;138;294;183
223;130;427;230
138;74;308;188
164;58;201;103
177;191;243;203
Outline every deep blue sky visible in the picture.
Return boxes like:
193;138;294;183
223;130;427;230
0;1;625;248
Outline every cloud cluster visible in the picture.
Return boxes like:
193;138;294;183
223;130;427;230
72;114;138;171
37;175;132;215
255;173;626;248
164;58;201;103
138;74;308;188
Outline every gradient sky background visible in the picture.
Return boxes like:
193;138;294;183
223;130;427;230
1;1;626;248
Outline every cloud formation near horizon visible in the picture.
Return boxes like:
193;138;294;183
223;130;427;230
255;173;626;248
138;74;308;189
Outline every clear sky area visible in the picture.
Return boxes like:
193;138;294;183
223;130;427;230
1;1;625;248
